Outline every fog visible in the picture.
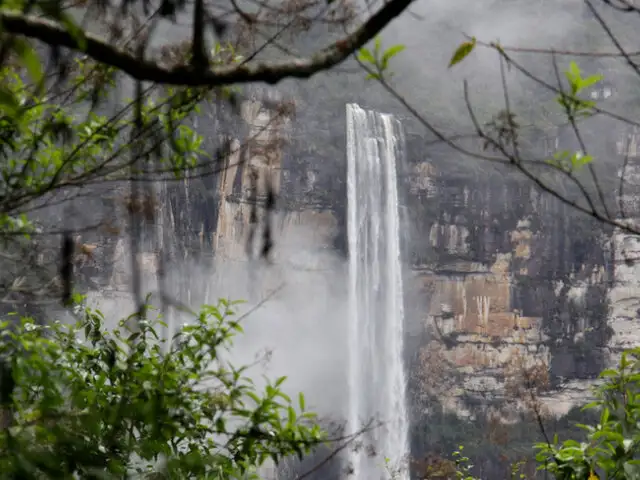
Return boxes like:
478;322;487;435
85;220;351;420
363;0;639;206
378;0;578;134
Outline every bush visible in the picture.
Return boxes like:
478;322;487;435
416;348;640;480
535;348;640;479
0;299;324;478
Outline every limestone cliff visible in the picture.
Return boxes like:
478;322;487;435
87;96;638;426
607;129;640;365
184;97;636;425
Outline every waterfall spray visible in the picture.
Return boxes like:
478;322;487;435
345;103;409;480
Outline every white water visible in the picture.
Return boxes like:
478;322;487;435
345;103;409;480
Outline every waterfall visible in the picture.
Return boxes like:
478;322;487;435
345;103;409;480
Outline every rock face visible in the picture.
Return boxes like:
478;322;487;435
218;99;639;416
408;117;640;411
90;94;639;427
150;95;632;425
208;91;341;304
607;128;640;364
403;157;611;417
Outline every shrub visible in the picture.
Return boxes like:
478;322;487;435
0;299;324;478
535;349;640;479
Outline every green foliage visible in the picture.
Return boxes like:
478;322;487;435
546;150;594;174
0;48;240;236
0;5;84;112
539;62;604;175
452;445;480;480
510;460;527;480
12;37;43;86
535;348;640;479
557;61;602;119
448;38;476;68
0;26;326;476
0;299;324;478
357;36;405;80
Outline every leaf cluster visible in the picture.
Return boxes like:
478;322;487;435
0;299;324;478
0;54;232;238
535;349;640;479
356;36;405;81
557;62;603;120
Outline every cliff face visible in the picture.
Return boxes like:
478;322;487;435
190;97;634;422
607;129;640;365
211;92;340;278
403;134;614;418
88;95;637;422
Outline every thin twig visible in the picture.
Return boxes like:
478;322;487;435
473;39;640;58
294;420;378;480
498;53;519;158
618;135;631;219
586;0;640;78
550;51;609;219
481;43;640;129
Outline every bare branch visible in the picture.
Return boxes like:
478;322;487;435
586;0;640;78
473;40;640;58
294;419;379;480
470;39;640;129
550;51;610;218
0;0;414;86
619;136;631;218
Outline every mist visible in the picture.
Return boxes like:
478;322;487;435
383;0;584;108
357;0;639;209
85;220;351;420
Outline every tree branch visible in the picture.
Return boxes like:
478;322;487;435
0;0;414;86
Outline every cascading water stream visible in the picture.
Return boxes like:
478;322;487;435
345;103;409;480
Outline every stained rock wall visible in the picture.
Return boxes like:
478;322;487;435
88;97;640;424
210;91;341;302
402;129;628;418
192;101;629;421
607;128;640;365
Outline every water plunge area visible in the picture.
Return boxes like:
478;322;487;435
346;103;409;480
83;102;410;480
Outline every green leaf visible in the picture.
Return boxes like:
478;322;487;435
374;36;382;57
357;48;375;65
0;87;19;115
571;152;593;170
381;44;405;70
287;406;296;425
13;38;43;85
601;407;610;424
580;73;603;90
568;61;581;80
449;37;476;68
